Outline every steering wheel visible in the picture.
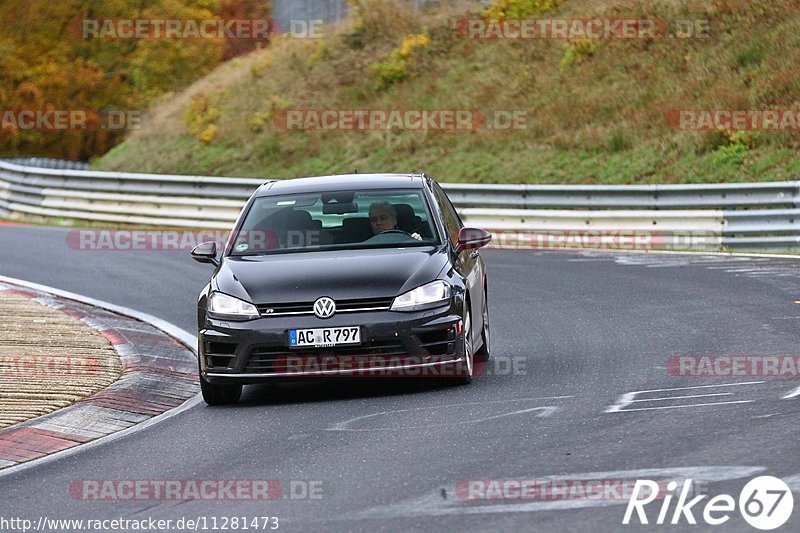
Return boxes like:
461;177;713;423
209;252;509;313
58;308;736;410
377;229;412;236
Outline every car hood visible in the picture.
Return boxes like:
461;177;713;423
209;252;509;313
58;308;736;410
214;246;450;304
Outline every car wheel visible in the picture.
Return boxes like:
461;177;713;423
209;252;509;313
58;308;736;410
474;289;490;362
457;303;474;384
199;363;242;405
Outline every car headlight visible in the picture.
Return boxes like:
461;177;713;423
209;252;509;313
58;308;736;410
391;281;451;312
207;292;260;321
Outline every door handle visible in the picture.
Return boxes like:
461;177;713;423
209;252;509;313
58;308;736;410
469;251;479;259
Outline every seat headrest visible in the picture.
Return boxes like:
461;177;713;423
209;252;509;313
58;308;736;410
284;210;314;228
392;203;418;231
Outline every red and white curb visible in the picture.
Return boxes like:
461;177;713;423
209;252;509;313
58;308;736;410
0;279;199;471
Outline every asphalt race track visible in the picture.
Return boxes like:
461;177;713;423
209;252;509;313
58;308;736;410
1;224;800;531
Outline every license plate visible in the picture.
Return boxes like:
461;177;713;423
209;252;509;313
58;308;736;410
289;326;361;348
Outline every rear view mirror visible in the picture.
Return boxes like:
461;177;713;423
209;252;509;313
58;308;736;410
322;191;358;214
322;191;355;203
191;241;219;266
323;201;358;214
455;227;492;253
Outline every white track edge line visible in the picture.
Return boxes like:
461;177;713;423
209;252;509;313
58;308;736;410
0;274;201;480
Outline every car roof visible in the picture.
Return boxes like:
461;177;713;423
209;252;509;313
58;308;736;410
254;173;428;197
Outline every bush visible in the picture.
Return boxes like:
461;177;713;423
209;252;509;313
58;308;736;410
396;33;430;60
249;96;290;133
561;39;600;68
369;61;410;91
199;124;219;145
713;142;749;166
713;131;752;166
182;92;223;144
369;33;430;91
484;0;562;20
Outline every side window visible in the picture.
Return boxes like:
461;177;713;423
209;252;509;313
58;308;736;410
432;183;462;244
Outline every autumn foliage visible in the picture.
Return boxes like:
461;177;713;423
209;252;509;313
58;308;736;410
0;0;270;160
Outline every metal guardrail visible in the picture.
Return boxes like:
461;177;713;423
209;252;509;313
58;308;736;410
444;182;800;210
3;158;90;171
0;160;263;229
1;159;799;251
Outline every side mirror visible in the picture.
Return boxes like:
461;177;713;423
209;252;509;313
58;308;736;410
455;227;492;254
191;241;219;266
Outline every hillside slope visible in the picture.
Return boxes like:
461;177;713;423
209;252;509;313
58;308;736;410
96;0;800;184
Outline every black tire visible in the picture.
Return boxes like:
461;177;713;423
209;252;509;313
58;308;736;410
200;372;242;405
474;289;490;362
457;301;474;385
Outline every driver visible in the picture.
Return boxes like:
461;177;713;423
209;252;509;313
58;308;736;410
369;202;422;240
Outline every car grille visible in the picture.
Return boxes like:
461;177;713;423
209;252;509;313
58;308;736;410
241;326;459;374
204;341;237;369
417;329;457;356
256;297;394;317
245;339;408;373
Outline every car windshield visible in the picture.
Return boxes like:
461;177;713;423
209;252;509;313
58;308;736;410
229;189;440;256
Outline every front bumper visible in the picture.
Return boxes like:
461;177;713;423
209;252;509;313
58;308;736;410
199;306;466;383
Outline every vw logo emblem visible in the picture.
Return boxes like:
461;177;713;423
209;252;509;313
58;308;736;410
313;297;336;319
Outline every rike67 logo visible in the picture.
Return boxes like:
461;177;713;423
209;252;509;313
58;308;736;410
624;476;793;530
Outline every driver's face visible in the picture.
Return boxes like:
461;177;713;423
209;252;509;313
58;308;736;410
369;207;397;233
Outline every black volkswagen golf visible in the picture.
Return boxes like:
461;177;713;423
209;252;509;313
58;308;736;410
191;173;491;405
